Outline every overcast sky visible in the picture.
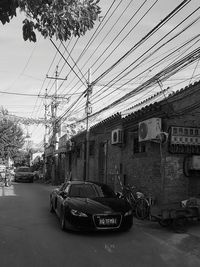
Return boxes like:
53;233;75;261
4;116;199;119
1;0;200;145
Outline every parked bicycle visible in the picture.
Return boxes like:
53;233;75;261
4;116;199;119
0;168;12;187
5;172;12;187
0;172;6;186
116;176;151;220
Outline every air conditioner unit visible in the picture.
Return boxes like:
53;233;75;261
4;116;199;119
111;129;123;145
138;118;161;142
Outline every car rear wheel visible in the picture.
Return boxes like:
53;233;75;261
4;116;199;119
60;209;66;231
50;199;54;213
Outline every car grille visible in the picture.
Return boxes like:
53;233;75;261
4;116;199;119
93;214;122;229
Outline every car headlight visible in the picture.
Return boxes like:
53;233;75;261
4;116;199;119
125;210;132;216
71;209;88;217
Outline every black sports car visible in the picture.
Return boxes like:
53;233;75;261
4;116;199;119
50;180;133;231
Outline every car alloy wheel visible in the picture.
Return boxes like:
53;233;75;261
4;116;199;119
60;210;66;231
50;199;54;213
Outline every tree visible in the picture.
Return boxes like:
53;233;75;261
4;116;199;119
61;117;85;139
0;107;25;159
0;0;101;42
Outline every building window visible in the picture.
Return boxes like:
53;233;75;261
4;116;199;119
133;136;146;153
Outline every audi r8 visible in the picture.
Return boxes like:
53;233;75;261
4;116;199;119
50;181;133;231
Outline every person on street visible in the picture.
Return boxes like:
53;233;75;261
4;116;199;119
5;167;11;187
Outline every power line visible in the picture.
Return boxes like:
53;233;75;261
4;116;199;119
91;0;192;86
70;47;200;124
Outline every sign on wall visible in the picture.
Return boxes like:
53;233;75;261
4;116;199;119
169;126;200;154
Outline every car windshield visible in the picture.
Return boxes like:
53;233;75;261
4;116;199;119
17;167;31;172
69;184;116;198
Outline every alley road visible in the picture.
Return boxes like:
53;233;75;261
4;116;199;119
1;182;200;267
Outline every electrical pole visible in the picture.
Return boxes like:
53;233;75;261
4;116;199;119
44;89;48;148
45;66;69;149
45;66;68;184
85;69;92;181
53;65;58;150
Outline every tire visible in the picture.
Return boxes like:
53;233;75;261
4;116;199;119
50;198;55;213
158;219;172;227
135;198;149;220
60;209;66;231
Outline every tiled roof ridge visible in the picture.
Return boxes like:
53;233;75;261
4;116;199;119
124;87;170;113
123;80;200;120
74;80;200;132
90;112;121;130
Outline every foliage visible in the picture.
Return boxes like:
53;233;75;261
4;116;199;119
0;0;18;25
61;118;85;139
13;149;32;167
0;0;101;42
0;109;25;159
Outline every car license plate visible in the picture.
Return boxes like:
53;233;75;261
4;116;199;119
99;218;117;225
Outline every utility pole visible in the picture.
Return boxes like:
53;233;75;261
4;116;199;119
53;65;58;150
44;88;48;148
45;65;68;184
85;69;92;181
45;66;69;149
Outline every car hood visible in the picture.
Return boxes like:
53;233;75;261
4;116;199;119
65;197;131;214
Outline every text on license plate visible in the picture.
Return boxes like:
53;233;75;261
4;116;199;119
99;218;117;225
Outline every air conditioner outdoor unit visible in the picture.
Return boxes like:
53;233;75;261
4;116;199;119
138;118;161;142
111;129;123;145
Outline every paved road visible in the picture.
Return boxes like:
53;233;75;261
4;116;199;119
0;182;200;267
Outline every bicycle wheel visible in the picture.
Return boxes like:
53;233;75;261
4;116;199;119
135;198;149;220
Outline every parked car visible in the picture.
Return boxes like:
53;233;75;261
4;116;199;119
14;166;34;183
50;180;133;232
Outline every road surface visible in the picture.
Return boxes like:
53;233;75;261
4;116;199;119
0;182;200;267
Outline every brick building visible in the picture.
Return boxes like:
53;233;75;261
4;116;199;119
56;81;200;205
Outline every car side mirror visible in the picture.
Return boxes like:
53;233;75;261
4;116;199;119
60;191;67;198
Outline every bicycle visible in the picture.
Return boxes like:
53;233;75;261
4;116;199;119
116;175;151;220
5;175;12;187
0;172;6;186
135;197;150;220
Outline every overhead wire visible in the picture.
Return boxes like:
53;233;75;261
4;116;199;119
59;0;152;101
90;11;200;105
91;0;156;76
90;0;192;87
78;0;129;71
50;39;87;88
30;41;62;121
70;46;200;125
57;0;122;98
42;0;196;137
58;0;191;118
188;57;200;85
71;13;200;116
55;0;158;122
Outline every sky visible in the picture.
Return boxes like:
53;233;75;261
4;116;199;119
0;0;200;147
